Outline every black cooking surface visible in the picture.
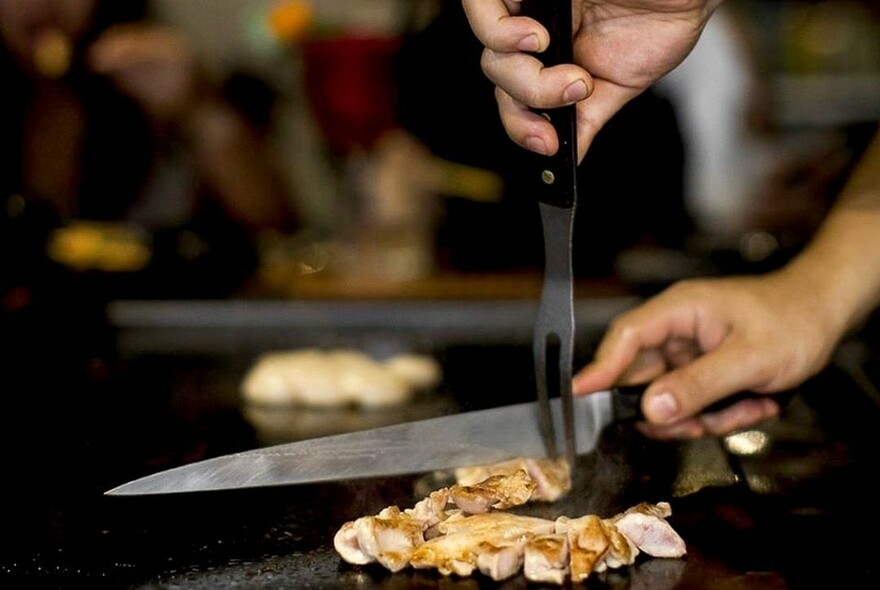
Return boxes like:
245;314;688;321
3;336;880;589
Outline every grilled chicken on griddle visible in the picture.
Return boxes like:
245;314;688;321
334;466;686;584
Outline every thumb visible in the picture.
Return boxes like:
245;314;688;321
641;340;767;425
574;80;641;162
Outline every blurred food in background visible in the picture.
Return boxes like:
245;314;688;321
241;347;442;408
0;0;297;304
240;342;452;445
47;220;151;272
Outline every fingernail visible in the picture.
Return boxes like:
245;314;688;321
517;34;541;52
563;79;588;103
646;391;678;423
524;136;548;155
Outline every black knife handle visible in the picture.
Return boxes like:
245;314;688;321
613;383;792;423
520;0;577;208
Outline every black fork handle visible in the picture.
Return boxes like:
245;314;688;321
520;0;578;207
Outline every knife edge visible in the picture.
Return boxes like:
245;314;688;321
105;391;614;496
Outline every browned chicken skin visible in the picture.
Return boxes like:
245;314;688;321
454;457;571;502
523;533;569;584
448;469;536;513
334;465;686;584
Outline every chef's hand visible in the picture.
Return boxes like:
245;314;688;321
572;272;841;440
462;0;723;161
87;25;199;123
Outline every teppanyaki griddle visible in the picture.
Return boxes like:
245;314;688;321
3;346;880;589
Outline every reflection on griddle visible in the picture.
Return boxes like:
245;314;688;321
623;558;687;590
243;393;459;445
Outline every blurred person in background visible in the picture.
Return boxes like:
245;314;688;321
0;0;297;397
463;0;880;440
0;0;296;302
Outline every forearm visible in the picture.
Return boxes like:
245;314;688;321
780;131;880;340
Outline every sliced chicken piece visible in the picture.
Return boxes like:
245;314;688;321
449;469;535;513
336;489;452;569
556;515;609;582
454;457;571;502
411;541;477;578
476;540;527;581
353;506;426;572
523;534;569;585
336;505;433;572
335;472;686;585
424;507;462;541
609;502;686;558
334;520;372;565
411;512;555;577
617;501;673;520
436;512;556;537
596;519;639;571
404;488;450;529
530;457;571;502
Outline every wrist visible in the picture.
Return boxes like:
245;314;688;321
782;200;880;340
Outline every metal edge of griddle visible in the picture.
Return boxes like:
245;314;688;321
106;298;640;354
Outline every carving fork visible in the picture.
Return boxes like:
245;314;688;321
522;0;579;468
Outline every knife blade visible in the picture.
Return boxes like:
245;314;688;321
521;0;579;466
105;391;613;496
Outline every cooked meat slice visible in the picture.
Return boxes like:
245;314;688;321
335;506;430;572
405;488;450;528
557;515;609;582
411;538;477;578
333;520;372;565
432;508;465;535
523;534;569;585
614;501;673;520
597;519;639;571
335;473;686;585
353;506;426;572
424;507;462;540
476;540;527;581
610;502;686;558
521;457;571;502
411;513;555;577
436;512;555;537
454;457;571;502
449;469;535;513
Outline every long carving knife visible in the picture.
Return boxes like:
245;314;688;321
105;393;615;496
521;0;579;468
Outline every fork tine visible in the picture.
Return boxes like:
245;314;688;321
533;200;577;466
558;339;576;468
535;335;558;458
534;325;576;466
